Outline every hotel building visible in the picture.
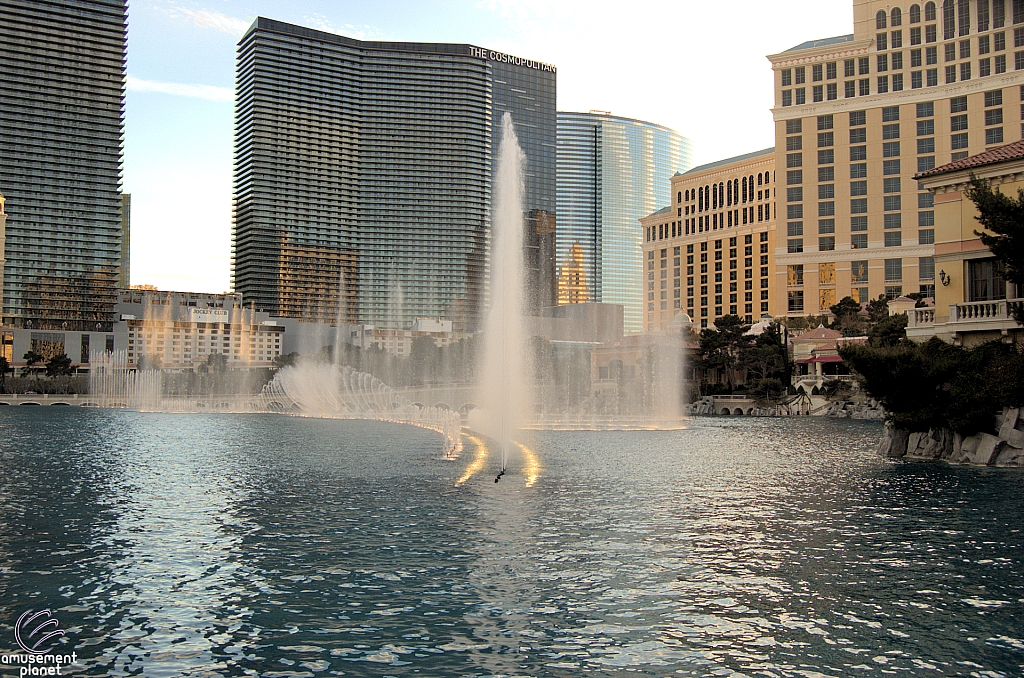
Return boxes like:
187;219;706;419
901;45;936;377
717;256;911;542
640;149;777;331
770;0;1024;318
233;19;556;331
557;112;693;332
0;0;127;331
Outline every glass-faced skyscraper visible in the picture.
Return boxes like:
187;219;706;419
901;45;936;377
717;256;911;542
557;113;693;333
233;19;556;331
0;0;127;331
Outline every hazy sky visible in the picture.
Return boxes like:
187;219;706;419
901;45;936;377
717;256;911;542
124;0;852;292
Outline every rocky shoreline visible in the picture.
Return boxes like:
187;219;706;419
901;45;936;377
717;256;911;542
878;407;1024;467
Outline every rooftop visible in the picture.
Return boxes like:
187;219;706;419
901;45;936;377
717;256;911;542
644;205;674;219
680;147;775;177
915;139;1024;179
794;326;844;341
785;34;854;53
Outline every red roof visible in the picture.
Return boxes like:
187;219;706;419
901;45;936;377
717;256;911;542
794;326;844;341
916;139;1024;179
795;355;844;365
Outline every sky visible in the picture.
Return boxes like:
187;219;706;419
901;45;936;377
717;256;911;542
124;0;853;293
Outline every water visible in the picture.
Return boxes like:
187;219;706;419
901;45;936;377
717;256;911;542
0;409;1022;677
474;112;531;471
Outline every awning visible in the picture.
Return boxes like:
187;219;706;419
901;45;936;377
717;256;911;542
795;355;844;364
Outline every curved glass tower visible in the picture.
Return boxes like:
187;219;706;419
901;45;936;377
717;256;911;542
557;113;693;333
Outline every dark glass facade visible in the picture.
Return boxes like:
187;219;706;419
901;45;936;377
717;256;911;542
0;0;127;331
233;19;556;331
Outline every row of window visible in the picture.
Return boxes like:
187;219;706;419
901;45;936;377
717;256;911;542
682;172;773;212
878;1;1024;36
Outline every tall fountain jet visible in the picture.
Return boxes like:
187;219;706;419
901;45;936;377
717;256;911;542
474;113;532;476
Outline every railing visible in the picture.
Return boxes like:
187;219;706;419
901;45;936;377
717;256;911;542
949;298;1024;324
908;307;935;327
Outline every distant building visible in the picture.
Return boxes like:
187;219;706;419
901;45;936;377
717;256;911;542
345;318;461;357
557;112;693;333
0;194;6;329
909;138;1024;345
116;289;283;370
120;194;131;289
233;18;557;331
641;148;778;331
0;0;127;331
556;243;590;305
768;0;1024;319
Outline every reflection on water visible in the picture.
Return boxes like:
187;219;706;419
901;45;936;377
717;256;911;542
0;409;1022;677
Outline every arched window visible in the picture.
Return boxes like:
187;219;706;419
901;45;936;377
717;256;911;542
705;185;710;210
943;0;955;38
727;181;732;207
719;183;725;209
677;191;682;204
892;7;903;25
910;3;922;22
925;1;937;21
698;187;703;211
757;173;763;187
749;175;755;195
742;176;747;203
958;0;971;34
876;9;888;28
734;179;739;204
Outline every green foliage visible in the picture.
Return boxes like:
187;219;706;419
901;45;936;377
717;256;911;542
781;314;830;332
840;338;1024;435
45;354;74;378
868;313;908;348
0;356;9;383
698;317;791;400
22;351;43;366
829;296;868;337
866;295;890;323
273;352;299;370
967;176;1024;324
698;315;752;391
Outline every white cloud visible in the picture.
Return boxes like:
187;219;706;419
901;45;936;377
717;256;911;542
172;7;252;36
127;75;234;102
301;14;382;40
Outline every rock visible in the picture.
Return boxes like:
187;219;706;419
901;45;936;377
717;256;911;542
906;428;954;461
969;433;1005;466
1004;427;1024;449
994;447;1024;466
954;434;978;464
878;424;909;459
1004;407;1020;430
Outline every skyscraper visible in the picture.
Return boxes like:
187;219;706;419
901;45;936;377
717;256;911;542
233;19;556;331
0;0;127;331
556;112;693;333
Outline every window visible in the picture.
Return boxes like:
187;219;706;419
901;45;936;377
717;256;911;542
819;237;836;251
882;106;901;123
852;216;869;231
918;137;936;153
951;95;968;112
879;53;889;73
786;136;803;151
946;64;957;83
986;90;1004;107
851;198;869;213
960;61;972;80
893;31;904;49
918;119;936;135
818;149;835;165
981;0;992;31
982;57;992;78
788;239;804;253
852;261;870;284
787;222;804;236
928;68;939;85
883;141;901;157
813;85;824;102
927;24;938;43
995;0;1006;28
818;184;835;199
852;233;869;249
850;110;867;126
786;119;802;134
883;123;901;139
787;153;803;168
919;192;935;208
851;163;868;178
787;170;803;185
796;67;806;84
912;3;923;23
828;83;838;100
943;0;956;39
845;59;856;77
788;291;805;312
818;219;836;233
968;259;1007;301
912;48;924;66
877;9;888;29
796;88;806;104
960;39;971;59
1016;50;1024;68
884;177;902;193
920;210;936;226
787;187;803;202
885;258;904;282
818;132;834;147
827;62;837;79
952;132;970;148
818;166;835;182
919;156;937;171
884;159;902;175
926;1;937;22
987;127;1005;144
951;114;969;132
788;265;805;286
788;204;804;220
920;228;936;244
996;31;1007;50
920;257;936;280
851;145;868;160
850;128;867;144
879;75;890;92
893;73;905;90
959;0;971;34
981;35;992;55
860;57;871;74
818;114;834;130
851;180;868;196
782;90;793;107
819;201;835;216
986;108;1004;125
813;64;824;82
884;195;903;211
912;26;923;45
782;69;793;87
885;213;903;229
860;78;871;96
893;7;903;26
845;81;857;98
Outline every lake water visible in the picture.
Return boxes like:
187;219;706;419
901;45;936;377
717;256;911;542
0;408;1021;677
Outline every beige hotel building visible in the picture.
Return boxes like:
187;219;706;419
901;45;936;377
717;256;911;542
771;0;1024;317
641;148;777;331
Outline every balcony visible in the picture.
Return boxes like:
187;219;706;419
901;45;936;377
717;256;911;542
906;299;1024;341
